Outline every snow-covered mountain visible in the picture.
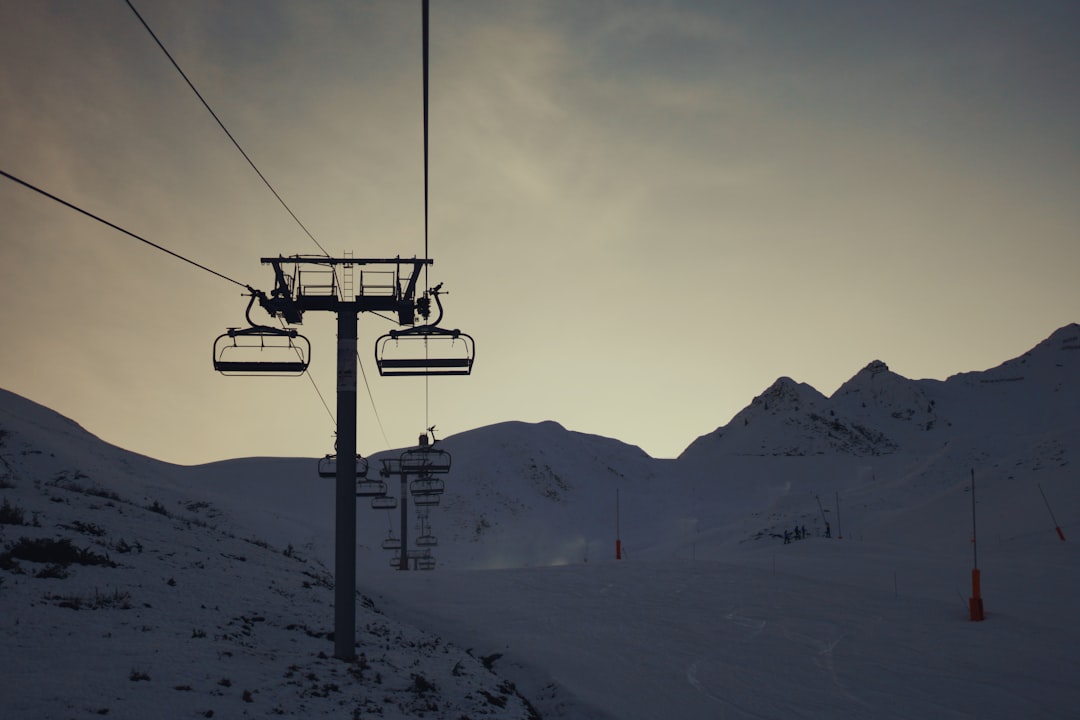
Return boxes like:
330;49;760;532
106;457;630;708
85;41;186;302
0;390;546;719
2;323;1078;718
682;323;1080;462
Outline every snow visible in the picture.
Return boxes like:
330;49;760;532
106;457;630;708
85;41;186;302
2;324;1079;718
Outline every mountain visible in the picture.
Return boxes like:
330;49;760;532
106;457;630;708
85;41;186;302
0;389;545;719
683;323;1080;460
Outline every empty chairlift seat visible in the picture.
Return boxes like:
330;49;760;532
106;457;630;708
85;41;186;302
375;325;474;377
410;477;445;497
356;479;388;498
318;454;370;478
399;447;452;475
213;326;310;376
371;495;398;510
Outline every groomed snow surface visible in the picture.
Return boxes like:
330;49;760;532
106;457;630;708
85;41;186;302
2;325;1079;718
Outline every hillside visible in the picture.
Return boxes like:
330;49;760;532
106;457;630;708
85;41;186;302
0;389;546;719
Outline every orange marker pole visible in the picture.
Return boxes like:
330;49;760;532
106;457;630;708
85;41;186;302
615;488;622;560
1038;483;1066;542
969;469;985;621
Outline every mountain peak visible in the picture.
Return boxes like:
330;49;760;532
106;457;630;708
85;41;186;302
860;359;890;375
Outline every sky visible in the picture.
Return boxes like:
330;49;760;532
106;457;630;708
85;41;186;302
1;0;1078;465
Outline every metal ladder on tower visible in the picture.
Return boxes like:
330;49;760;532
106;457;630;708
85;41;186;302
341;250;354;301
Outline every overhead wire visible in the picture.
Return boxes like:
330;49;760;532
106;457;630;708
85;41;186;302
122;0;403;449
422;0;432;432
123;0;330;258
0;168;249;290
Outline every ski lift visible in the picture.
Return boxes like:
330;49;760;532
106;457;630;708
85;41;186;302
213;326;310;376
379;458;402;478
213;292;310;376
410;477;445;496
413;492;441;507
388;555;401;568
399;447;452;475
416;533;438;548
374;286;474;376
356;479;388;498
416;556;436;571
318;454;369;479
371;495;398;510
381;533;401;551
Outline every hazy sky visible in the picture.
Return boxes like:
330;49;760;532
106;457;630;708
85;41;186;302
1;1;1078;464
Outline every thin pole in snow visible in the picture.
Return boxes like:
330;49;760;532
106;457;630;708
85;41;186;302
1038;482;1066;541
969;468;984;621
615;488;622;560
835;491;842;540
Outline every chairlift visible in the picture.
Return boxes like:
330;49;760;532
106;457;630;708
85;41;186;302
213;326;310;376
416;533;438;548
413;492;440;507
399;447;452;474
371;495;398;510
374;286;474;376
356;479;388;498
318;454;369;479
375;327;474;376
379;458;402;478
381;533;401;551
389;555;401;568
410;477;445;496
416;556;436;571
213;292;310;375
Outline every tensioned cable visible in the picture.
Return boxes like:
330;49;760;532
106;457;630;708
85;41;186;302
425;0;434;431
422;0;430;288
123;0;330;258
305;369;336;425
125;0;386;443
1;168;249;289
356;350;392;449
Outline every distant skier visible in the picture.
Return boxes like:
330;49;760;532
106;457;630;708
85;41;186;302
783;530;791;544
793;525;801;541
824;522;831;538
801;525;807;539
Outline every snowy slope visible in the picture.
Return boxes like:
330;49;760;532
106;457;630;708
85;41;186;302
0;390;549;719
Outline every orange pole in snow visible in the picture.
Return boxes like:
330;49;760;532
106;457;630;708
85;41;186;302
969;568;984;621
615;488;622;560
1038;483;1066;542
969;469;985;621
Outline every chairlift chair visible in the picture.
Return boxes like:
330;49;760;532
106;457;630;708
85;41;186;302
375;325;474;376
213;292;310;376
416;556;436;571
375;284;475;376
410;477;445;496
416;533;438;548
413;492;440;507
371;495;398;510
399;447;452;474
356;479;388;498
389;555;401;568
213;326;310;376
381;533;401;551
318;454;369;479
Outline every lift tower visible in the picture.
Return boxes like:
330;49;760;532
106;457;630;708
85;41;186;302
221;254;433;661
